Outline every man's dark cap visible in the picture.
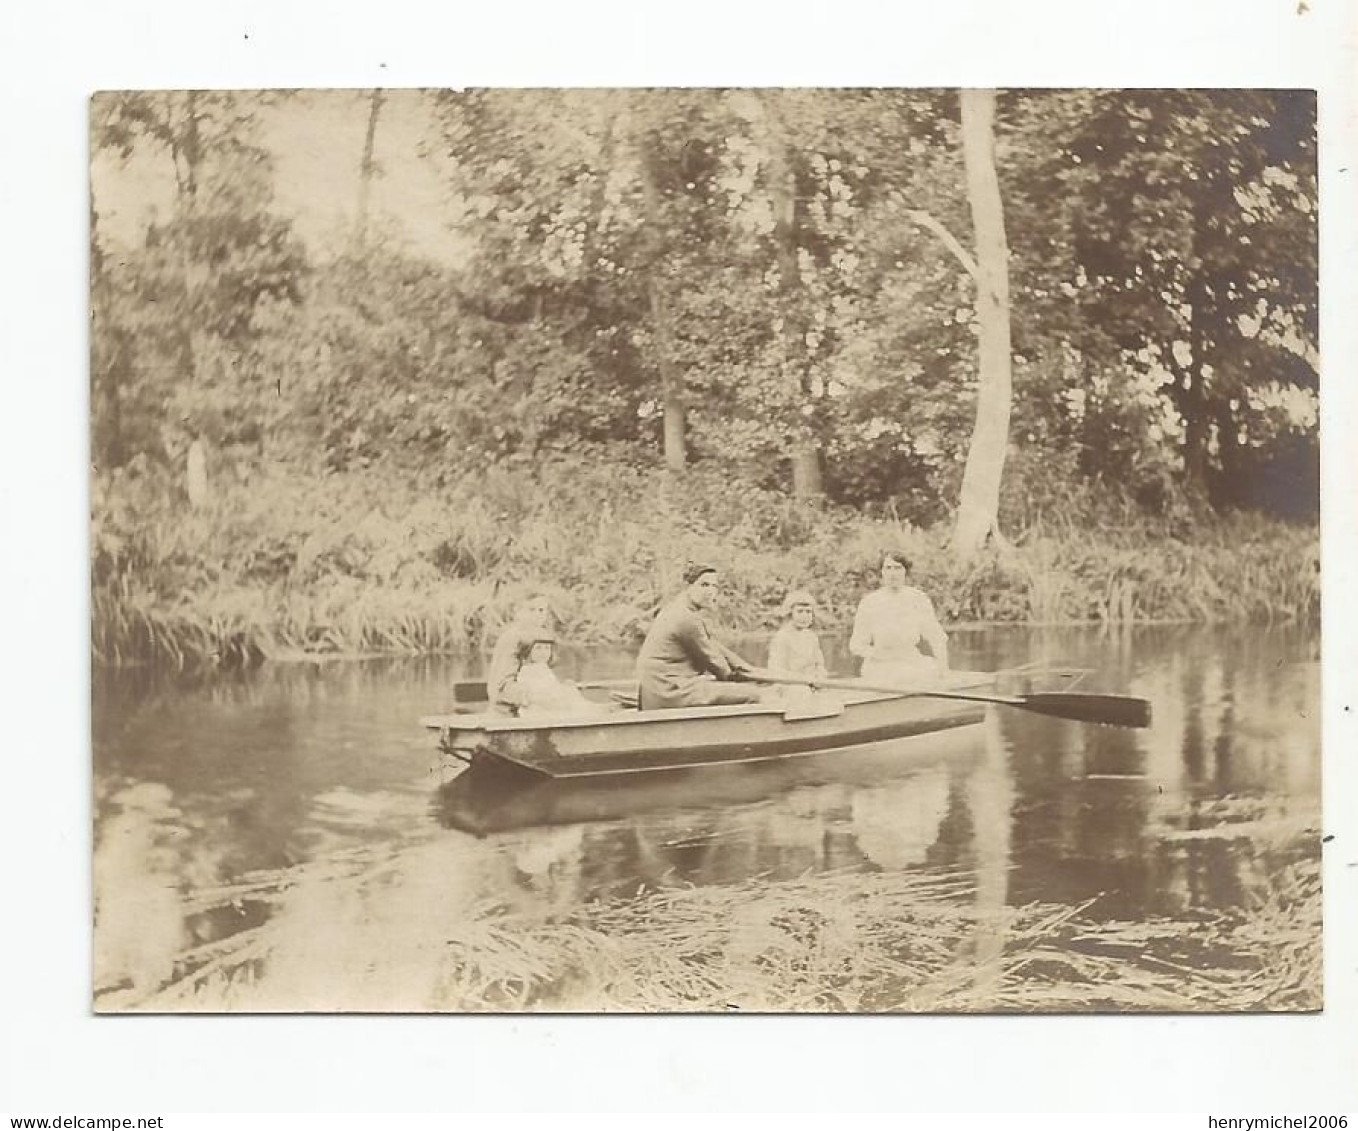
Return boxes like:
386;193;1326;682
683;561;718;585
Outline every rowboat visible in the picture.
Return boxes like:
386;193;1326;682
421;670;1007;780
434;724;990;834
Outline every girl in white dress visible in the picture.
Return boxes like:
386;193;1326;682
766;589;829;681
848;551;949;684
509;636;609;719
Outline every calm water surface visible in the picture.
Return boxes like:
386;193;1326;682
92;625;1321;1006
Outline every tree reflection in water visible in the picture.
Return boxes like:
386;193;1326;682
92;627;1322;1012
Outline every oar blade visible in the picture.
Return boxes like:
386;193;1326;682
1022;693;1153;729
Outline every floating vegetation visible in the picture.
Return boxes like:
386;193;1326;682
112;840;1321;1014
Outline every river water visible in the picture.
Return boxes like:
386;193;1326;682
91;625;1322;1012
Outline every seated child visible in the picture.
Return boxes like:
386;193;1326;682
507;636;611;719
767;589;829;682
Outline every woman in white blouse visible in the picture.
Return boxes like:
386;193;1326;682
848;551;949;683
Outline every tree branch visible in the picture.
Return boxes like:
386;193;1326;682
903;208;981;285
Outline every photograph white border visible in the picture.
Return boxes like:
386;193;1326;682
2;0;1355;1113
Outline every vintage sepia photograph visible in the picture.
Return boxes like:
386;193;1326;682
89;87;1321;1014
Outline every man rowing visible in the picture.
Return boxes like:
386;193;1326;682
635;562;769;710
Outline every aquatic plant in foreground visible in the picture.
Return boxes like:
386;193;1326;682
109;844;1321;1014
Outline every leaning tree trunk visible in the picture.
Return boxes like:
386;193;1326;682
950;89;1014;559
354;88;385;251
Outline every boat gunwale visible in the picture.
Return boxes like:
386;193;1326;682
421;673;996;735
474;713;989;780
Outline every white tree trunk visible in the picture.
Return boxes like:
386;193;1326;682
662;387;687;472
790;447;824;498
186;438;209;509
950;89;1014;559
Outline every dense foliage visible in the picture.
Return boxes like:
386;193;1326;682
89;89;1320;664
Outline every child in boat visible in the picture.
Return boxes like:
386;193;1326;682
767;589;829;683
508;635;611;719
487;593;554;714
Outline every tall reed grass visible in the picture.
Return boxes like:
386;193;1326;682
92;456;1321;668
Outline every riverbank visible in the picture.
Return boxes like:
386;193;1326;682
92;455;1321;668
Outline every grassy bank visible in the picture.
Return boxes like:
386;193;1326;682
92;455;1321;668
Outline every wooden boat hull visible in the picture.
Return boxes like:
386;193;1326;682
422;673;995;779
435;724;989;834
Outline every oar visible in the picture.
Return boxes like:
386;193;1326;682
748;669;1152;729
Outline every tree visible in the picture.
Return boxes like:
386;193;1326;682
429;91;639;458
729;90;837;498
1053;90;1318;504
432;89;755;471
630;99;689;470
949;89;1014;556
90;92;308;475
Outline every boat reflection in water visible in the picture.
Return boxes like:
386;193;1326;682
430;713;1023;1011
90;627;1321;1012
